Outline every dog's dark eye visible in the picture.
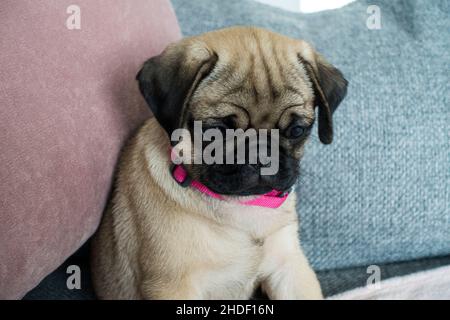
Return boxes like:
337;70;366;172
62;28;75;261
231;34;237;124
203;115;236;133
286;125;306;139
203;123;228;134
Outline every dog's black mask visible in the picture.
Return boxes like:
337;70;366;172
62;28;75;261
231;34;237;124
199;151;300;196
186;131;301;196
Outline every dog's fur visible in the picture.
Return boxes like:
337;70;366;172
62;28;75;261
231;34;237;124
91;27;347;300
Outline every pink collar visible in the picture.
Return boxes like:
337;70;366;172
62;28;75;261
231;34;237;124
170;165;290;209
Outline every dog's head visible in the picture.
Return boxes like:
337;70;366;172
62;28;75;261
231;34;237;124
136;27;348;196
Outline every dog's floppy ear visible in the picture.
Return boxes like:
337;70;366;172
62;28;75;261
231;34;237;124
136;41;218;135
299;51;348;144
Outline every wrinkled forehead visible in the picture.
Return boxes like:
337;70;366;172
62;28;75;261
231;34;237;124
187;44;315;129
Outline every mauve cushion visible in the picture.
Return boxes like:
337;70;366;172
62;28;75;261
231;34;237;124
0;0;180;299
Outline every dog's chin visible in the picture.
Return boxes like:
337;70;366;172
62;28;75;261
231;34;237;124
196;164;299;196
200;176;297;196
205;184;274;196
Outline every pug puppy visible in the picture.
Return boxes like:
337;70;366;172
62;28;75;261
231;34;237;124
91;27;347;300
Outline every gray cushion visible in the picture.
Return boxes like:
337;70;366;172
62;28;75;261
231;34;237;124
172;0;450;270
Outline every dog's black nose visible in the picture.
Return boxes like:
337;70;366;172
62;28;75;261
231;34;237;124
214;164;240;176
214;163;259;176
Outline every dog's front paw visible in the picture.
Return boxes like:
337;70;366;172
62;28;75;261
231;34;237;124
262;271;323;300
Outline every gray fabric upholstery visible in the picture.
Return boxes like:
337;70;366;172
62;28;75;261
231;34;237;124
171;0;450;270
